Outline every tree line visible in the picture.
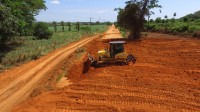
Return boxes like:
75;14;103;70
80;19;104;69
50;21;112;32
144;9;200;38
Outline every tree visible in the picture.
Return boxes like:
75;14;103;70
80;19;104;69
183;17;188;22
107;21;112;25
61;21;65;32
147;11;155;30
173;12;176;19
115;0;161;39
96;21;100;25
150;19;154;22
164;15;168;20
68;22;71;31
52;21;57;32
0;0;46;39
0;4;18;41
164;15;168;23
74;22;80;31
155;17;161;23
164;15;168;31
33;22;53;39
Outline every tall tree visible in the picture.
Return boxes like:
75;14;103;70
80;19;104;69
0;4;17;41
164;15;168;31
74;22;80;31
116;0;161;39
0;0;46;40
147;11;155;30
1;0;46;37
61;21;65;32
52;21;57;32
173;12;176;19
68;22;71;31
164;15;168;23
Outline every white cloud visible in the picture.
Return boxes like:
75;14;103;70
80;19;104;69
50;0;60;5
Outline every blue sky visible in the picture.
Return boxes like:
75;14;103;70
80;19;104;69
36;0;200;22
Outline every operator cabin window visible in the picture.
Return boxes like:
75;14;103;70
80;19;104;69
115;44;124;53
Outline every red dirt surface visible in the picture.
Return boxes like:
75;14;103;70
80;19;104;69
0;35;101;112
12;28;200;112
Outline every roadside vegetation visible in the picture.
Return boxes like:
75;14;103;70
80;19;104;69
0;24;107;70
115;0;161;39
116;0;200;39
145;10;200;38
0;0;109;71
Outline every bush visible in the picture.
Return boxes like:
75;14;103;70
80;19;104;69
193;31;200;38
33;22;53;39
80;26;90;31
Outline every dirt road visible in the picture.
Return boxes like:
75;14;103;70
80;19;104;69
0;34;101;112
101;25;123;40
6;27;200;112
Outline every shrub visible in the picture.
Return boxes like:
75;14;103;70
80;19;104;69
193;31;200;38
33;22;53;39
80;26;90;31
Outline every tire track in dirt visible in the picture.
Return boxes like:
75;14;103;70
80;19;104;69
0;37;92;99
63;88;200;107
0;37;94;95
0;35;100;112
12;28;200;112
68;83;200;106
48;92;196;112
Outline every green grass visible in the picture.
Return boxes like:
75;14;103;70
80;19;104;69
49;25;107;34
0;25;107;69
146;20;200;35
56;73;64;82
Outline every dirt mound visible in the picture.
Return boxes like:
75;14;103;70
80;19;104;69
12;32;200;112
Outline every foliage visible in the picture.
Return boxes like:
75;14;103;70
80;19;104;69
173;12;176;18
115;0;161;39
68;22;71;31
0;25;107;68
52;21;57;32
33;22;53;39
80;26;90;33
0;4;18;41
147;18;200;35
182;10;200;20
74;22;80;31
0;0;46;39
61;21;65;32
193;31;200;38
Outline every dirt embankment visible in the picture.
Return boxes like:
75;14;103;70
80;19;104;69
0;34;101;112
12;27;200;112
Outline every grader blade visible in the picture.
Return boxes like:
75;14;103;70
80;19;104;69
82;54;95;74
82;58;92;74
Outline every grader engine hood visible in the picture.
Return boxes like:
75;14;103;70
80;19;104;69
98;49;107;55
115;52;127;59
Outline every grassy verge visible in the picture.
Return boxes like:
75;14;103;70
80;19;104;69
0;25;107;71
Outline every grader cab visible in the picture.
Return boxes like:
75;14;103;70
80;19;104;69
97;41;129;62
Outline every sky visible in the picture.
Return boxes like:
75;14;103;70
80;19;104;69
35;0;200;22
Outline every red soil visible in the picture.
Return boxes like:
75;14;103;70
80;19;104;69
12;30;200;112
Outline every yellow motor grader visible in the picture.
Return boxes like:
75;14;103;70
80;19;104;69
83;40;136;74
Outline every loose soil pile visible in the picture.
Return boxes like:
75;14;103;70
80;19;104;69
13;32;200;112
